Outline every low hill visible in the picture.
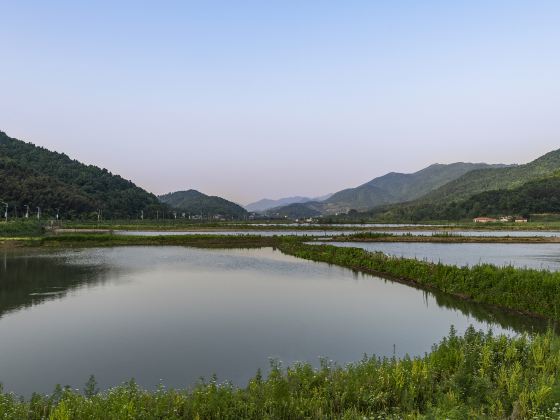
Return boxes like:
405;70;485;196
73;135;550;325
272;162;502;217
266;201;324;218
0;131;161;218
159;190;247;219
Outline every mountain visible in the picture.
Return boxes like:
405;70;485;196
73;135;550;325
354;149;560;222
159;190;247;219
245;193;332;212
271;162;504;217
363;172;560;222
0;131;161;218
414;149;560;204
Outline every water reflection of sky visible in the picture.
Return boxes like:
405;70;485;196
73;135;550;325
0;246;549;397
323;241;560;271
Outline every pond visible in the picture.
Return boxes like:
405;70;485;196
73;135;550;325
322;242;560;271
114;229;560;237
0;246;546;396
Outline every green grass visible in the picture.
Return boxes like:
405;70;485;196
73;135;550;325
36;233;281;249
0;220;44;237
2;328;560;419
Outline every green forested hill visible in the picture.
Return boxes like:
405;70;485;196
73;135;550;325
0;131;162;218
418;149;560;204
364;174;560;222
159;190;248;219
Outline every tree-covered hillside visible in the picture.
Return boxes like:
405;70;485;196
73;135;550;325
361;174;560;222
418;148;560;204
0;131;162;218
159;190;248;219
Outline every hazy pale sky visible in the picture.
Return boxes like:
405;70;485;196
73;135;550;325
1;1;559;204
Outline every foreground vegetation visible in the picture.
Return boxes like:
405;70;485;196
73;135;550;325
2;328;560;418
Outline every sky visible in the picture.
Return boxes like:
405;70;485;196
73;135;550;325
1;1;559;205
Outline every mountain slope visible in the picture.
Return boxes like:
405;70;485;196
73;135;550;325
245;193;332;212
159;190;247;219
272;162;503;217
0;131;161;218
366;173;560;222
418;149;560;204
322;162;505;213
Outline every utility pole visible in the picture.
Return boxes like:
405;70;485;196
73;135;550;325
156;210;159;220
0;201;7;222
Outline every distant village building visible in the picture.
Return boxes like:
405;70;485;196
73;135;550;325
515;218;528;223
473;217;497;223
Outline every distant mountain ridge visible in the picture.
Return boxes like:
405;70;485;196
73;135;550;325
159;190;247;219
245;193;332;212
270;162;506;217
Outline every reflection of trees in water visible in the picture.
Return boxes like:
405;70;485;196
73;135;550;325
0;250;112;318
355;271;552;334
427;289;553;334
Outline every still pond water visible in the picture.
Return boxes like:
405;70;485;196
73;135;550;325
116;229;560;237
324;242;560;271
0;246;547;396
